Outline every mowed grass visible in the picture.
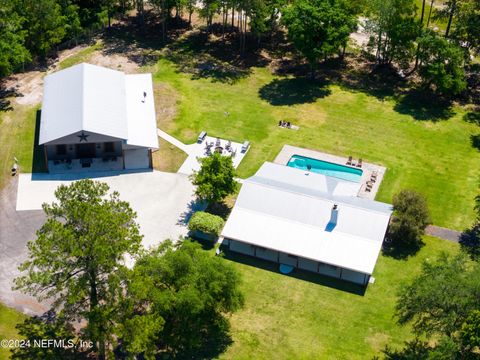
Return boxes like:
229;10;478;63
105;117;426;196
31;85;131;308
153;59;480;230
220;236;458;359
58;41;103;70
152;137;188;172
0;104;40;189
0;303;26;359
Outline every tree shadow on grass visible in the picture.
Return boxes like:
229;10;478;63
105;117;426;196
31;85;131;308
259;77;331;106
471;134;480;151
393;89;455;122
164;30;261;84
220;245;366;295
0;85;21;112
206;201;232;220
459;224;480;260
464;110;480;126
31;110;48;173
382;238;425;260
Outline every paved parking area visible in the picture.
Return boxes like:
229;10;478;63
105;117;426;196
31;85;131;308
16;170;199;248
2;170;200;314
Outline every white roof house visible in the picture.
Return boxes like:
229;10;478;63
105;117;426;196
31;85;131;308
221;162;392;278
39;63;159;172
40;63;158;149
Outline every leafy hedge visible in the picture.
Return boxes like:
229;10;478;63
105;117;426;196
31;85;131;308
188;211;225;236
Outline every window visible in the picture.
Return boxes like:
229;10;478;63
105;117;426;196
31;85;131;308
56;144;66;156
104;142;115;153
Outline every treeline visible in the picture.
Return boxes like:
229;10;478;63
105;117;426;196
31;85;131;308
1;0;479;97
0;0;128;77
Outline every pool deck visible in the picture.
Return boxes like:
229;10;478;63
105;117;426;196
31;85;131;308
274;145;387;200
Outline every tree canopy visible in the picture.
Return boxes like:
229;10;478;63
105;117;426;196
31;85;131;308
282;0;357;75
385;189;431;256
14;179;143;359
417;30;467;95
0;0;30;77
389;254;480;358
118;240;244;358
190;152;238;204
365;0;420;69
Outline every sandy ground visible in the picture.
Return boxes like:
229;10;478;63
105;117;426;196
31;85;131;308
3;42;139;106
350;17;370;49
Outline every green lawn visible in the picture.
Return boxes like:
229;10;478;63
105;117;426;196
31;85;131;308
152;137;188;172
153;59;480;230
58;41;103;70
220;236;458;359
0;104;41;190
0;303;26;359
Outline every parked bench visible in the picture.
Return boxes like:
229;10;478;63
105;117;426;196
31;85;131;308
197;131;207;143
241;141;250;153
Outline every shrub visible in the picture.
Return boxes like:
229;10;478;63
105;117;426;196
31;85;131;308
188;211;225;236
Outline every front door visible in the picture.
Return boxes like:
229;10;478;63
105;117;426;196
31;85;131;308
76;143;96;158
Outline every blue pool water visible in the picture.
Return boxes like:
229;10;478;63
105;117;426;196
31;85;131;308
287;155;363;183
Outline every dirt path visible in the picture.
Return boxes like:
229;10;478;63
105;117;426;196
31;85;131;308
3;41;139;107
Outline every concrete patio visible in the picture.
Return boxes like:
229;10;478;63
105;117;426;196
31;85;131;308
157;129;249;175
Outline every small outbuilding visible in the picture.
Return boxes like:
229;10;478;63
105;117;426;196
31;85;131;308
39;63;159;173
221;162;392;286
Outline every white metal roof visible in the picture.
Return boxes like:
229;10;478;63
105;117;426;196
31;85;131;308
221;162;392;274
39;63;158;149
125;74;158;148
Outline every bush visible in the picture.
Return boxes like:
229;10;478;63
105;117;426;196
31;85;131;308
188;211;225;236
386;189;431;257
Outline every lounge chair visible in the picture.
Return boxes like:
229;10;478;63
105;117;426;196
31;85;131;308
287;121;291;128
278;120;282;127
371;170;378;180
241;141;250;153
356;158;363;168
346;156;352;165
215;138;221;147
197;131;207;143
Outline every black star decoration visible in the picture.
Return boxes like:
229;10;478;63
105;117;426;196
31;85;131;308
77;131;89;142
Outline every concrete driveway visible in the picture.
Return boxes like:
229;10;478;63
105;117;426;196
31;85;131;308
16;170;199;248
2;170;200;314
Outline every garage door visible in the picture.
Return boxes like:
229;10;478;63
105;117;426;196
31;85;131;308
124;148;150;170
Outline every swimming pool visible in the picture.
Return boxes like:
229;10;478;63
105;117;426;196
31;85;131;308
287;155;363;182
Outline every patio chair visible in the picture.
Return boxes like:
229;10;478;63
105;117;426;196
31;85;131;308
346;156;352;165
287;121;291;128
216;138;221;147
356;158;363;168
278;120;282;127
